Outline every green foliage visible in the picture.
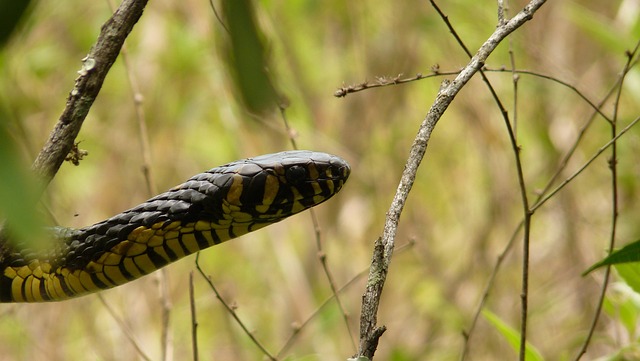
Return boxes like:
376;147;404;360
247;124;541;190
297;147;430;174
567;3;638;53
601;281;640;360
482;309;545;361
0;110;45;248
222;0;279;115
615;263;640;296
584;240;640;276
0;0;33;47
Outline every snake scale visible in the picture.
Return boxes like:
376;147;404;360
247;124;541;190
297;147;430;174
0;150;350;303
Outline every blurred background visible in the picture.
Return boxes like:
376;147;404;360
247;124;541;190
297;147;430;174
1;0;639;360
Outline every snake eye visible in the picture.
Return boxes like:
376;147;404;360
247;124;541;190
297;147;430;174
285;165;308;185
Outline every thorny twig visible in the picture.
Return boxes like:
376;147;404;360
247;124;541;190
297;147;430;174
334;69;454;98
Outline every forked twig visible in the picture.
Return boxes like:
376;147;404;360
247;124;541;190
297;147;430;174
461;55;640;361
428;1;533;358
573;41;640;361
276;240;414;359
355;1;547;359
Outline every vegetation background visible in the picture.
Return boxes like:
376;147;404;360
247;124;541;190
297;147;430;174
0;0;639;360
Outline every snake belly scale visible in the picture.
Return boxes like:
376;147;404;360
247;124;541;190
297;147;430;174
0;151;350;302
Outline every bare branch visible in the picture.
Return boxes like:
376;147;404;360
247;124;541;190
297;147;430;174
355;1;547;358
189;272;199;361
31;0;149;186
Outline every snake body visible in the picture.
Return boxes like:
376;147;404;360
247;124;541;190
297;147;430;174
0;151;350;303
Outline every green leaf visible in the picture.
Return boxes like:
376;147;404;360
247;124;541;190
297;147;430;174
0;114;46;249
603;282;640;338
583;240;640;276
222;0;279;115
0;0;34;48
482;309;545;361
615;263;640;295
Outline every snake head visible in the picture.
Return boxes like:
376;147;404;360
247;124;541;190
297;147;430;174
215;150;351;225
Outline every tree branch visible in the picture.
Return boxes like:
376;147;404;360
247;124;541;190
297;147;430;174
31;0;149;186
355;1;547;359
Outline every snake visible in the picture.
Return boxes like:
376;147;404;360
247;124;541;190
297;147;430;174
0;150;350;303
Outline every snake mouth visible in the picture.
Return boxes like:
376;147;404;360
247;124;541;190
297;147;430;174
219;151;350;222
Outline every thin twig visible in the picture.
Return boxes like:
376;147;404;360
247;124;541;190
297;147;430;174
103;0;171;356
337;67;612;124
465;57;638;353
276;240;415;359
334;71;450;97
189;272;199;361
532;116;640;213
573;40;640;361
278;105;357;351
195;253;277;361
208;0;230;34
157;270;173;361
460;113;640;359
460;222;523;360
30;0;149;187
97;294;154;361
355;1;547;358
429;1;533;359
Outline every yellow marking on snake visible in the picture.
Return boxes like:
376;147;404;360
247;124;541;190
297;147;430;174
152;246;171;263
133;254;157;274
0;151;350;302
32;278;45;302
166;238;187;259
11;278;24;302
194;220;210;232
104;266;129;285
256;175;279;213
226;174;244;205
163;230;179;241
165;221;181;231
180;233;200;254
65;271;86;295
45;274;62;300
23;276;33;302
148;234;165;247
93;269;115;289
123;257;144;278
